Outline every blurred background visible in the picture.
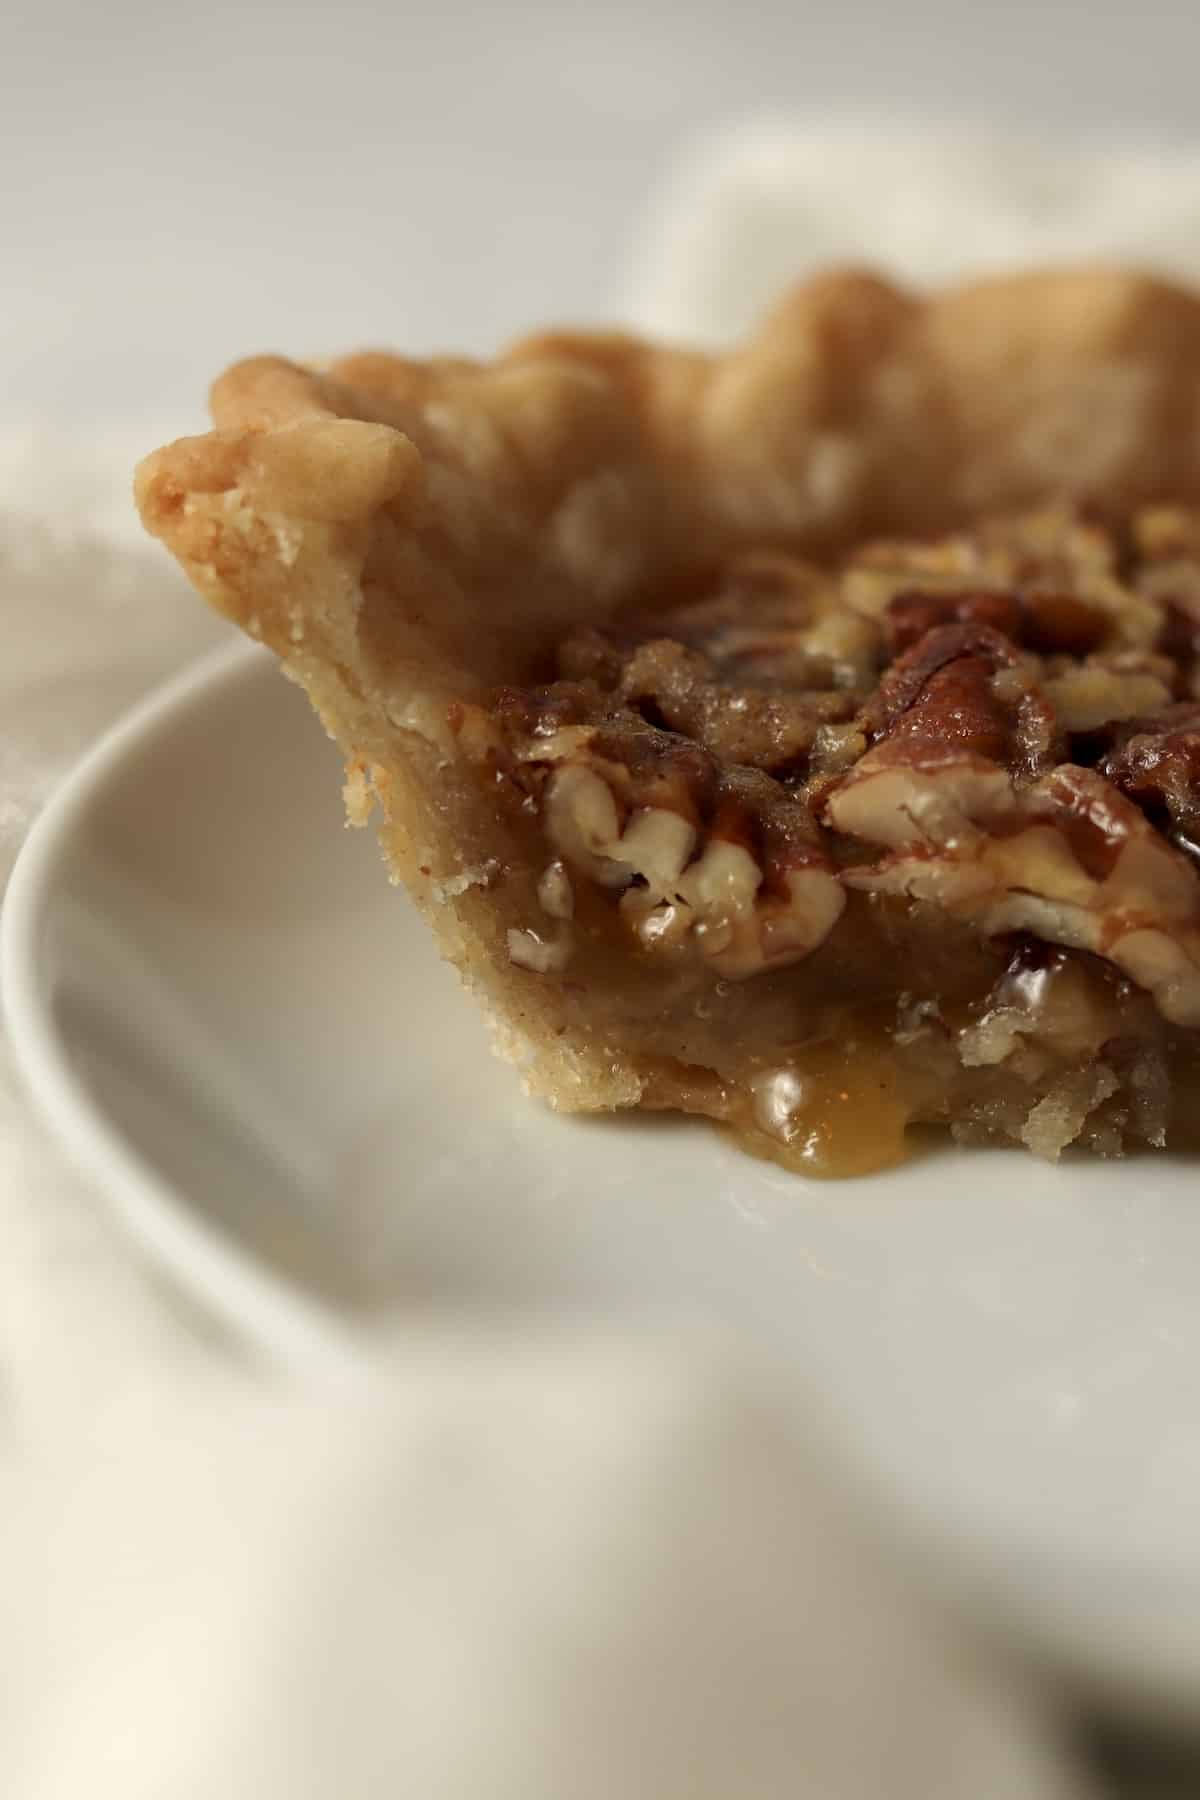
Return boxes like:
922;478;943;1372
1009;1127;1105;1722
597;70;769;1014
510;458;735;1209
8;0;1200;433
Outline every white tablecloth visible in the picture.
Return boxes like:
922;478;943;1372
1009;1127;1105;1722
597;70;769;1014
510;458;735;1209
0;431;1095;1799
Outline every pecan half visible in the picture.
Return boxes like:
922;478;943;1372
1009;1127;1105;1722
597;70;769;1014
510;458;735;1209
862;624;1057;769
825;624;1057;851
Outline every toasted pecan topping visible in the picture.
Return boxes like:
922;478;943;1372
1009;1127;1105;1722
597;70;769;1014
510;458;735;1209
885;590;1024;656
1101;704;1200;844
453;679;844;978
860;622;1056;773
614;637;854;773
884;589;1109;658
460;500;1200;1024
557;553;876;776
842;763;1200;1026
1021;592;1112;656
1043;661;1173;734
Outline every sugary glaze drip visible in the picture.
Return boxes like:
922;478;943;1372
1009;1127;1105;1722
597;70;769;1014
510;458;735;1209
635;1032;913;1177
737;1037;916;1178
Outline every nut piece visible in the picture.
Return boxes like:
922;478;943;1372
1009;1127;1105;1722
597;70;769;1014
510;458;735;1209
1044;663;1172;733
615;637;855;773
825;627;1044;847
464;500;1200;1026
537;859;574;920
827;758;1013;851
844;762;1200;1025
543;765;638;889
822;608;1200;1024
857;622;1057;777
622;843;846;979
847;502;1163;650
541;742;843;977
545;764;698;896
885;590;1024;656
1101;704;1200;842
507;926;573;974
555;549;878;777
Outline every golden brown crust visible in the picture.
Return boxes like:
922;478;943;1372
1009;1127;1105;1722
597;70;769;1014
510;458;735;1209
135;265;1200;1112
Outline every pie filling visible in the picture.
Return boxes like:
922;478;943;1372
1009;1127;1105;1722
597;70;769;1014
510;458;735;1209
441;503;1200;1173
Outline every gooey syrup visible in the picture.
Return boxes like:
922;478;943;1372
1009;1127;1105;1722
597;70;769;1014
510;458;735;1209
736;1034;919;1177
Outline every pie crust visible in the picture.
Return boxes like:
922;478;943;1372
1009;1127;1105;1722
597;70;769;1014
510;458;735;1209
135;268;1200;1172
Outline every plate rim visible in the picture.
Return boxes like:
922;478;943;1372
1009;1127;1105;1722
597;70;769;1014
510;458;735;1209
1;640;369;1384
10;639;1200;1713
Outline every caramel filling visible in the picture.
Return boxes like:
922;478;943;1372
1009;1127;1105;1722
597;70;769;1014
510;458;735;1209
439;502;1200;1171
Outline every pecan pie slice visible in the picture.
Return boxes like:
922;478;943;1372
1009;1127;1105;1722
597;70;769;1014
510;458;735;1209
136;268;1200;1172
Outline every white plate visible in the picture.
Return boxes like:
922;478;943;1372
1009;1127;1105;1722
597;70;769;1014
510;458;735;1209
7;640;1200;1710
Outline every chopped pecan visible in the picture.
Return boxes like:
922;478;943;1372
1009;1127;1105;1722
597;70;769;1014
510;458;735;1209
843;763;1200;1026
647;551;835;678
1020;592;1112;656
884;587;1110;661
615;767;845;978
464;500;1200;1025
1101;704;1200;843
556;550;875;776
614;637;855;774
850;504;1162;649
1044;657;1173;734
859;623;1057;777
884;590;1023;656
543;762;698;893
562;551;836;691
821;626;1058;853
477;685;847;979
